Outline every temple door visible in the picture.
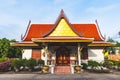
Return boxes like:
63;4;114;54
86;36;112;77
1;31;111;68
56;47;70;66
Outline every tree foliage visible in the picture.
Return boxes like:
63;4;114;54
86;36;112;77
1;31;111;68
0;38;22;58
116;41;120;47
107;37;115;42
107;37;120;47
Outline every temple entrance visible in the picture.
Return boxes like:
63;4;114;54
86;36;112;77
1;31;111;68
56;47;70;66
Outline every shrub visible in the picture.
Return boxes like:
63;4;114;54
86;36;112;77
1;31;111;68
10;58;44;72
20;58;27;68
103;60;114;69
37;59;45;66
88;60;100;69
116;61;120;67
11;59;23;71
81;63;88;69
25;58;37;71
0;57;6;62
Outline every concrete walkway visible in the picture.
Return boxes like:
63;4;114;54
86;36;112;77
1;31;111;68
0;71;120;80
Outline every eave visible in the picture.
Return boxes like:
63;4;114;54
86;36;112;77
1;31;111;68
88;41;116;47
10;42;39;47
32;37;94;43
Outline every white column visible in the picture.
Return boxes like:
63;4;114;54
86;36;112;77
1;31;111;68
78;43;81;66
45;45;48;65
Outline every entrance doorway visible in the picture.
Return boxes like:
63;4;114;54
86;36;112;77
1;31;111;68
56;47;70;66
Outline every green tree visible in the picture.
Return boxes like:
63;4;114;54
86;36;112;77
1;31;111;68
107;37;115;42
8;39;22;58
107;37;116;54
0;38;9;57
0;38;22;58
116;41;120;47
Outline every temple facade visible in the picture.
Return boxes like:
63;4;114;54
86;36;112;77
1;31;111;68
11;10;115;73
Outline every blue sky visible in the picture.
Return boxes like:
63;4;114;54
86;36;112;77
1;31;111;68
0;0;120;41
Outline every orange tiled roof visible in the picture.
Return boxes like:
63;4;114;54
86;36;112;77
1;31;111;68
22;10;104;41
22;23;104;41
73;24;104;41
22;24;53;41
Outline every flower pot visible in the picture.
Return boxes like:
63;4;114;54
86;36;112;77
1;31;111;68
75;66;81;73
42;66;49;73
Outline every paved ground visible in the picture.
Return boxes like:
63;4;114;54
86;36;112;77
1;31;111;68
0;71;120;80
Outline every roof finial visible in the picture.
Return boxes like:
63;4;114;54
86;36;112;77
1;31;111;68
61;9;64;12
60;9;65;17
95;19;98;24
95;19;99;28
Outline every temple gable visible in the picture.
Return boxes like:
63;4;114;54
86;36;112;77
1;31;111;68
48;18;78;37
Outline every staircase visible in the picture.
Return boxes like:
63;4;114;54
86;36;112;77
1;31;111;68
54;66;71;74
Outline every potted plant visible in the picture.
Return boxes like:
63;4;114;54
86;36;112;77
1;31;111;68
42;65;49;73
74;65;81;73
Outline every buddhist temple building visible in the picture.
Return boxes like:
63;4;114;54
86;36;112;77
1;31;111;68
11;10;115;74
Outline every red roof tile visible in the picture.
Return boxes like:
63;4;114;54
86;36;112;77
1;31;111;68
22;24;53;41
72;24;104;41
22;10;104;41
22;23;104;41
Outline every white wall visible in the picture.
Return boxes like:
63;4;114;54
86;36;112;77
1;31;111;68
88;48;104;63
22;49;32;59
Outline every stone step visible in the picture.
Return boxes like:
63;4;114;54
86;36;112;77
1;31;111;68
54;66;71;74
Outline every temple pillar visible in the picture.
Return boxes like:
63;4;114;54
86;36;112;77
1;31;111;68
78;43;81;65
45;44;48;65
78;43;82;66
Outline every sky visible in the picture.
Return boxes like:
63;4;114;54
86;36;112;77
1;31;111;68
0;0;120;42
